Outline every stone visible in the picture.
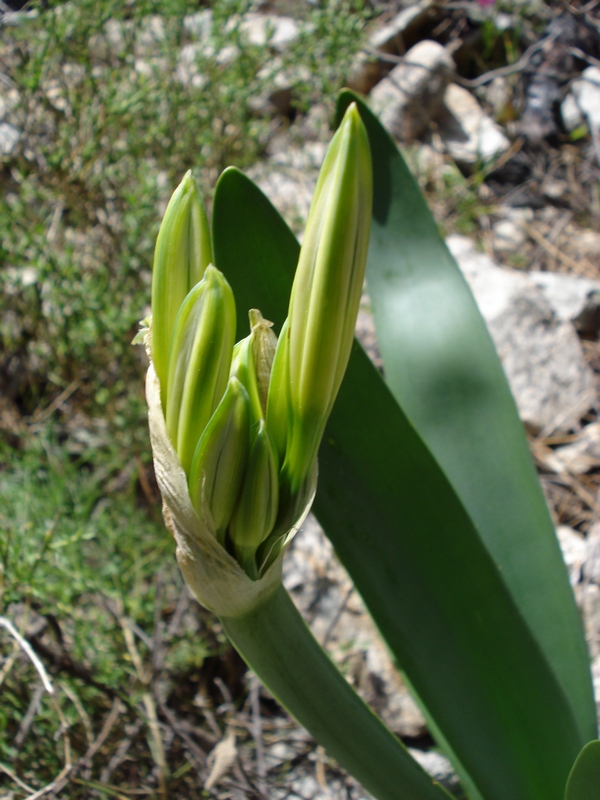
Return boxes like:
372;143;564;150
134;15;166;58
550;424;600;475
438;83;510;166
369;40;455;141
235;13;301;50
556;525;587;586
0;122;20;157
369;1;435;55
571;66;600;131
407;749;460;794
584;522;600;587
283;515;428;738
528;270;600;337
561;91;584;132
183;9;213;40
447;235;597;432
491;214;529;251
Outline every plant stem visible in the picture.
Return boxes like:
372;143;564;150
220;584;451;800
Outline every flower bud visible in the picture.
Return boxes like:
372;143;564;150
272;103;372;492
188;377;251;545
229;420;279;580
151;170;213;397
249;309;278;414
265;318;290;465
166;265;236;474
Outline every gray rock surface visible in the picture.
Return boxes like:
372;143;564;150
347;1;436;95
369;40;454;141
439;83;510;165
571;66;600;132
528;270;600;337
447;235;597;432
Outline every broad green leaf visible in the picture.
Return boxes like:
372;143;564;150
335;90;596;748
213;167;583;800
565;740;600;800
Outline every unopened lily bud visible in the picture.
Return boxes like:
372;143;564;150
249;309;278;414
188;377;251;544
230;330;264;423
278;103;372;492
166;265;236;475
229;420;279;579
266;318;290;465
152;170;213;397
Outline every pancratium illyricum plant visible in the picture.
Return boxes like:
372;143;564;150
141;104;456;800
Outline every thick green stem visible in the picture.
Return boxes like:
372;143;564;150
220;584;451;800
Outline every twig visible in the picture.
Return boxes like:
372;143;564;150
155;695;208;771
321;586;354;649
0;761;36;793
118;616;168;798
80;697;123;780
60;681;94;747
29;380;80;426
523;221;598;278
250;674;267;797
0;616;54;693
14;683;45;749
100;720;143;785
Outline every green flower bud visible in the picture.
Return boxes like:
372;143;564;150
277;103;372;493
151;170;213;399
266;317;290;465
249;309;278;415
230;333;263;424
229;419;279;580
166;265;236;475
188;377;251;545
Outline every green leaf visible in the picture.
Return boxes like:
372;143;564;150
565;740;600;800
213;167;584;800
335;89;596;747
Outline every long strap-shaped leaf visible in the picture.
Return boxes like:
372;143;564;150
334;91;596;743
213;167;584;800
221;585;451;800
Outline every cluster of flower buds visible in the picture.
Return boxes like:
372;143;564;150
148;103;372;583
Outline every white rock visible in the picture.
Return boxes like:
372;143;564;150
370;1;435;54
572;67;600;131
556;525;587;586
492;217;528;250
369;40;455;141
235;13;301;50
134;15;166;57
447;235;597;432
408;749;460;792
585;522;600;587
551;424;600;475
439;83;510;165
0;122;20;156
528;270;600;336
183;9;213;40
561;91;584;132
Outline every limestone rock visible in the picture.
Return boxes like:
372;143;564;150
528;270;600;337
369;40;455;141
571;66;600;132
447;235;597;432
347;0;436;95
439;83;510;165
